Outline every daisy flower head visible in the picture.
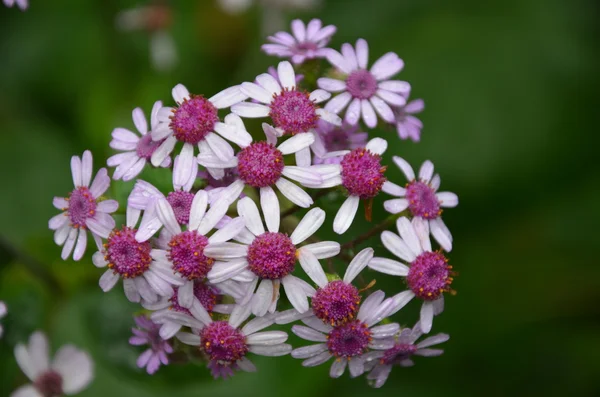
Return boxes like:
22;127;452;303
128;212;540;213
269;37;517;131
318;39;411;128
3;0;28;10
384;157;458;251
365;321;449;388
175;304;292;379
0;301;6;338
93;206;185;304
368;217;457;333
49;150;118;261
290;290;400;378
12;331;93;397
262;19;336;64
137;191;246;310
197;121;325;210
150;83;251;187
312;120;368;165
108;101;172;181
206;196;340;316
129;315;173;375
393;97;424;142
144;279;241;340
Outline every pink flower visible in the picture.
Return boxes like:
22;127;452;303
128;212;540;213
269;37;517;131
129;315;173;375
3;0;28;11
393;98;424;142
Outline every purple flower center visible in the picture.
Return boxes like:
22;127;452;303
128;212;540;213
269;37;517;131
205;167;239;188
406;181;441;219
136;134;161;160
166;191;195;225
322;126;355;152
170;95;218;145
105;226;152;278
295;41;319;53
168;231;213;280
340;148;387;199
34;370;63;397
237;142;284;188
67;187;97;228
381;343;418;365
269;89;318;134
346;70;378;99
312;280;361;326
327;320;372;358
171;282;219;315
247;232;296;280
407;251;452;301
201;321;248;377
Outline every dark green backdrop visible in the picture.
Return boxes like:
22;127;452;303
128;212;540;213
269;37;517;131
1;0;598;396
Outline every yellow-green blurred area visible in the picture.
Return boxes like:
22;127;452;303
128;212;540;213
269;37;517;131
1;0;599;396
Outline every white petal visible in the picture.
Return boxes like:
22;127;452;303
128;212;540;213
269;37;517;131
317;77;347;92
176;280;194;309
99;270;119;292
248;343;292;357
71;154;82;187
302;351;332;367
370;52;404;80
393;156;415;181
291;325;327;342
209;85;248;109
381;181;406;197
282;276;309;313
324;92;352;114
343;247;374;283
378;80;411;93
275;178;313;208
430;218;453;252
396;217;423;257
383;198;410;214
203;242;248;260
309;89;331;103
228;304;252;328
240;82;273;104
277;133;315;155
150;135;176;167
361;99;377;128
297;249;328;288
246;330;288;346
172;84;190;103
345;98;361;125
237;357;257;372
188;190;208;231
176;332;201;346
365;137;387;155
190;298;213;325
282;166;322;186
348;357;365;378
237;197;265;236
316;108;342;126
207;259;248;284
370;323;401;339
412;217;432;252
420;301;434;333
370;96;395;123
196;200;229;235
357;290;385;321
172;144;195;190
10;385;41;397
291;343;328;359
381;231;416;262
291;207;325;244
241;315;276;336
260;186;280;233
277;61;296;89
418;160;435;183
256;73;281;96
214;119;252;148
52;346;93;394
205;132;234;162
252;279;274;317
437;192;459;208
355;38;369;69
132;107;148;134
387;290;416;317
333;196;360;234
416;333;450;349
156;198;181;235
123;278;141;302
368;257;409;276
376;89;407;106
232;102;270;118
301;241;340;259
330;359;347;378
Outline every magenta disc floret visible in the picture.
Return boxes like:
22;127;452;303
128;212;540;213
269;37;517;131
34;371;63;397
340;148;387;199
168;231;213;280
67;187;97;228
237;142;284;188
406;181;441;219
247;232;296;280
201;321;248;378
170;282;219;314
166;191;195;225
269;89;318;134
407;251;453;301
327;320;372;358
170;95;219;144
346;70;378;99
105;226;152;278
381;343;418;365
312;280;361;326
136;134;161;160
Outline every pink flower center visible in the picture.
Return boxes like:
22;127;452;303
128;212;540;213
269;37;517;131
381;343;418;365
170;95;218;145
247;232;296;280
67;187;97;228
406;181;441;219
168;231;213;280
136;134;161;160
34;370;63;397
327;320;372;358
237;142;284;188
170;282;219;314
346;70;378;99
166;191;195;225
295;41;319;53
105;226;152;278
407;251;453;301
312;280;361;326
201;321;248;378
269;89;318;134
340;148;387;199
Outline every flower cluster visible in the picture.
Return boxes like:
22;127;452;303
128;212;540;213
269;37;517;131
45;18;457;389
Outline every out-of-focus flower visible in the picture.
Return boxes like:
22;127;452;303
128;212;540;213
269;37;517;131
393;98;424;142
205;197;338;316
262;19;336;64
369;217;457;333
3;0;28;11
12;331;93;397
318;39;411;128
312;120;368;165
48;151;118;261
217;0;319;15
0;301;6;338
115;3;178;71
383;158;458;251
365;321;449;388
175;305;291;379
129;315;173;374
108;101;171;181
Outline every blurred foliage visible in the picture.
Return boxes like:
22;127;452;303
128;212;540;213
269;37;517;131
1;0;599;396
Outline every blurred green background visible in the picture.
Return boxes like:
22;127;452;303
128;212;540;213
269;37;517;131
1;0;599;396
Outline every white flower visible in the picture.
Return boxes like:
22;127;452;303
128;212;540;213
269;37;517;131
49;150;117;261
205;196;339;316
12;331;93;397
368;217;454;333
107;101;171;181
383;157;458;251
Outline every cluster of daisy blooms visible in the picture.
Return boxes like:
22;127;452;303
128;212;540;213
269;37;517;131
42;18;458;393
